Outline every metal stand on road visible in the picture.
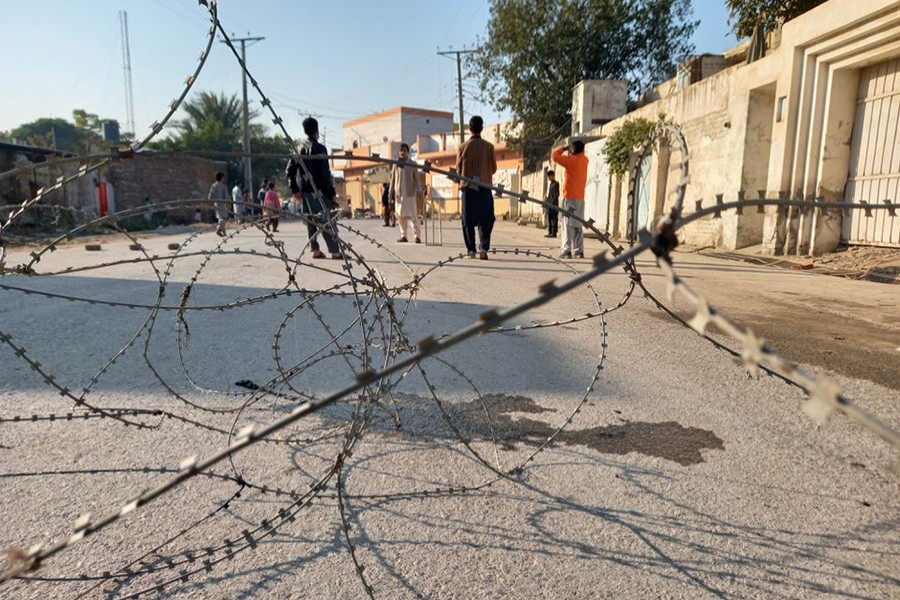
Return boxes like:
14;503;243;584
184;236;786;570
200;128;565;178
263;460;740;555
423;198;443;246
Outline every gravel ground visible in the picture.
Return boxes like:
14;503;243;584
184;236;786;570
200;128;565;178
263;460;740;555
813;245;900;272
0;218;897;599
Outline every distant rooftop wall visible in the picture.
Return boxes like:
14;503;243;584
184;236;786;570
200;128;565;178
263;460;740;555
342;107;453;150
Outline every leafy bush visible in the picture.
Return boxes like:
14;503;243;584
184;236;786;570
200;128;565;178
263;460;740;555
602;118;657;177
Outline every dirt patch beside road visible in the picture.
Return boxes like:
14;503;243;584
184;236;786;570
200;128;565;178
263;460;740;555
814;245;900;284
814;245;900;272
705;245;900;284
732;304;899;391
648;296;900;391
638;247;900;393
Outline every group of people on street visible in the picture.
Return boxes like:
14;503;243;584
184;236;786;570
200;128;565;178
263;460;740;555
205;117;341;257
208;176;282;235
208;113;589;261
454;114;587;260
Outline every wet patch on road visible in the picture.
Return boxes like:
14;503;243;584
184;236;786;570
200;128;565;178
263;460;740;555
387;393;724;466
558;420;724;466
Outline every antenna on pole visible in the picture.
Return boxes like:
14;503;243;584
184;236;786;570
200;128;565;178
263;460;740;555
119;10;135;137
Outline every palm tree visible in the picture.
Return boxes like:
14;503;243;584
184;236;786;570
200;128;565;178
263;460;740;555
177;92;242;134
172;91;258;152
154;91;283;187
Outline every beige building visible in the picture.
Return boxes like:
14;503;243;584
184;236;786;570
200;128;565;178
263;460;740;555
543;0;900;254
338;107;453;213
417;121;524;217
339;107;526;218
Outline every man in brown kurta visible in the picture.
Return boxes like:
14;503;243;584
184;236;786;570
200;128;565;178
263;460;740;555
455;115;497;259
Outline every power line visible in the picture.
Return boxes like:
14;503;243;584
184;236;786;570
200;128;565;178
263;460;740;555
269;100;367;122
266;90;366;116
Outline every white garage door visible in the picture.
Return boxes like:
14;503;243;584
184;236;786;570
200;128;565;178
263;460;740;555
843;58;900;247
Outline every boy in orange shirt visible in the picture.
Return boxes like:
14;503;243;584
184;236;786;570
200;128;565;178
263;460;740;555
551;139;588;258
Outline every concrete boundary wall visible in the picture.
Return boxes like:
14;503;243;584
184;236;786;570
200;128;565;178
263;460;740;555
533;0;900;253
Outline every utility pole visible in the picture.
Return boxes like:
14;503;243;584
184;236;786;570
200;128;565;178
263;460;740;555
437;48;475;143
222;35;264;191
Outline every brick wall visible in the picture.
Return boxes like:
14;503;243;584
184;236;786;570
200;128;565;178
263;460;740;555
105;155;227;211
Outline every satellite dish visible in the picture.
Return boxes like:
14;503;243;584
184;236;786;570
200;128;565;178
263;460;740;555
382;136;389;143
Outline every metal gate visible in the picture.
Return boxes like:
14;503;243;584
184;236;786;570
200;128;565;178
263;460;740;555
843;58;900;247
584;141;610;234
633;155;651;240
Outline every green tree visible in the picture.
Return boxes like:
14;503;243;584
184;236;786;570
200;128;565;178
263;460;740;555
726;0;828;39
150;91;248;183
3;118;92;153
0;109;123;152
471;0;696;168
249;133;293;192
72;109;101;133
72;109;128;141
602;117;657;177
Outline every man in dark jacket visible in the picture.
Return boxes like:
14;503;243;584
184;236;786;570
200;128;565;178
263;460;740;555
287;117;341;259
545;170;559;238
381;182;393;227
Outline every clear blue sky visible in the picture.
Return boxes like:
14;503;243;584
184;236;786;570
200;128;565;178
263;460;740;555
1;0;737;148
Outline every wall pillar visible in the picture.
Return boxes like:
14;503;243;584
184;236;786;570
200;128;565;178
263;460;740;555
808;68;859;254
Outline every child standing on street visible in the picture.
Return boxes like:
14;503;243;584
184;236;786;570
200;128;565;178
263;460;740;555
264;181;281;232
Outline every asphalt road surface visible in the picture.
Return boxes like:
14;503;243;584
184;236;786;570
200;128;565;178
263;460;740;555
1;218;897;599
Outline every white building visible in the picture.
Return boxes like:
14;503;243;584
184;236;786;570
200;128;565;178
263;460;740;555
339;107;454;212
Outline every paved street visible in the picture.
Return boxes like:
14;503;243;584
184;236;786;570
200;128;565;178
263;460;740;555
0;217;897;599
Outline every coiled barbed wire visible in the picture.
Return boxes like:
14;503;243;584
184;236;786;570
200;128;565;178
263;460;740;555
1;2;897;598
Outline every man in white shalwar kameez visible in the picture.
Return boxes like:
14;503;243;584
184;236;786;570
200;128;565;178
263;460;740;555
389;143;422;243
